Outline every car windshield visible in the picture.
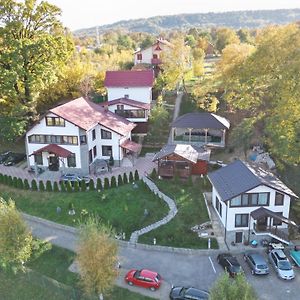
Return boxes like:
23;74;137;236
278;260;292;270
257;264;268;270
154;274;161;282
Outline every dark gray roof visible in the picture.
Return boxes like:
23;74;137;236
207;160;298;201
153;144;211;163
172;112;230;130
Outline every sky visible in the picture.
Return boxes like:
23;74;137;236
48;0;300;30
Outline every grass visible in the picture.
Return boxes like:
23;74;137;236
0;245;153;300
139;177;218;249
0;181;169;240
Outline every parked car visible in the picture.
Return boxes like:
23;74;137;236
243;252;269;275
3;153;26;166
268;249;295;280
217;253;243;277
59;173;90;186
169;286;209;300
0;151;12;164
125;269;162;291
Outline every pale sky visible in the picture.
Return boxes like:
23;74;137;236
47;0;300;30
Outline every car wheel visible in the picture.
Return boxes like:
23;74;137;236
127;281;133;286
149;287;156;292
251;270;255;275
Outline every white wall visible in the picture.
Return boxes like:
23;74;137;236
26;114;82;168
212;185;291;232
107;103;149;123
135;47;153;64
107;87;152;103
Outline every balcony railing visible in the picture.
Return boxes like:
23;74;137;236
253;223;289;244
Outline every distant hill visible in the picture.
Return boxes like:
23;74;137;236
74;9;300;37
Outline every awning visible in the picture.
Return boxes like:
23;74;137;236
121;140;142;153
30;144;72;158
251;207;298;227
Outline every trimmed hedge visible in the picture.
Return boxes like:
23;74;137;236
74;181;80;192
39;181;45;192
80;179;86;192
46;180;52;192
134;170;139;181
117;174;123;186
123;173;128;184
53;181;59;192
129;171;134;183
96;178;102;191
31;179;37;191
104;177;110;189
24;179;30;190
17;178;24;189
110;176;116;188
88;179;95;191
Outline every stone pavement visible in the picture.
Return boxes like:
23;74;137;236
129;176;178;243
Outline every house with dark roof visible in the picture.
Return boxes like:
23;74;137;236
104;70;155;134
171;112;230;148
207;160;298;245
152;144;211;178
25;97;141;174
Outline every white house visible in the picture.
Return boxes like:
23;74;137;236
134;38;172;65
25;97;141;175
207;160;298;245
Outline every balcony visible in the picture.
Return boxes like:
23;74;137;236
253;223;289;245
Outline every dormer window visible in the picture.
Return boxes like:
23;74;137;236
137;53;142;60
46;116;65;127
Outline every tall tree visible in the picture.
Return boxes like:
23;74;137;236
77;217;118;300
0;198;32;271
0;0;73;132
215;28;240;52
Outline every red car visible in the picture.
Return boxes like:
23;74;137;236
125;269;162;291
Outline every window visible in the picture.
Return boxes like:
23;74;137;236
92;129;96;141
80;135;87;144
101;129;112;139
275;192;284;206
89;149;93;164
124;94;129;99
102;145;112;156
67;153;76;167
28;135;77;145
93;145;97;157
115;109;146;118
215;197;222;217
235;214;249;228
258;193;269;205
46;116;65;127
153;54;158;59
117;104;124;111
230;193;269;207
273;212;283;226
34;153;43;165
231;196;241;207
137;53;142;60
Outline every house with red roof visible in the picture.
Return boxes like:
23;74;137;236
25;97;141;174
134;38;172;66
104;70;155;134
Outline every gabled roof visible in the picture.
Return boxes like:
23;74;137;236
120;139;142;153
134;38;173;53
104;70;154;87
207;160;298;201
101;98;150;110
153;144;211;163
50;97;135;136
172;112;230;130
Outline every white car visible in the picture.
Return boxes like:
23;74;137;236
268;249;295;280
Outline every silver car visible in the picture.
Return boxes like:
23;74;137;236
243;252;269;275
268;249;295;280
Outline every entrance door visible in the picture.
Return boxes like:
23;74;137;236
257;217;268;231
49;155;59;171
235;232;243;243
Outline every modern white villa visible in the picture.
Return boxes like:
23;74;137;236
208;160;299;245
25;97;141;174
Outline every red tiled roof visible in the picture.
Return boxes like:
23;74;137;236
31;144;72;158
101;98;150;110
104;70;154;87
121;139;142;153
50;97;135;135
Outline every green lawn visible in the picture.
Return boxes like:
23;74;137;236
0;245;153;300
139;177;218;249
0;181;169;240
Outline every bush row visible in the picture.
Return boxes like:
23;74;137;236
0;169;141;193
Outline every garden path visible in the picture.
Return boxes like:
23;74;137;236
168;92;183;143
129;176;178;243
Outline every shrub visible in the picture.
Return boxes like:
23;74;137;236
74;180;80;192
150;168;157;180
24;179;30;190
109;155;114;166
17;178;24;189
134;170;139;181
3;175;8;185
39;180;45;192
46;180;52;192
53;181;59;192
129;171;134;183
12;177;18;188
104;177;110;189
123;173;128;184
31;239;52;260
117;175;123;186
110;176;116;188
96;178;103;191
60;181;66;192
89;179;95;191
31;179;37;191
0;173;3;183
7;176;13;186
81;179;86;192
66;181;73;192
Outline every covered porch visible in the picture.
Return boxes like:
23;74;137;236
250;207;298;245
120;139;142;167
